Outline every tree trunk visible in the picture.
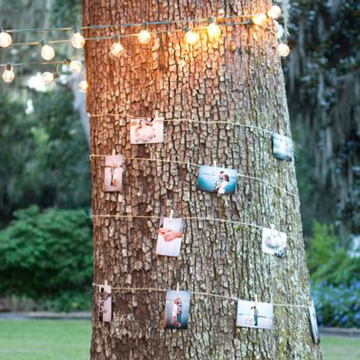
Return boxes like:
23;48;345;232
83;1;323;359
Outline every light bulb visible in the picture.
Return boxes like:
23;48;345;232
79;80;88;93
278;43;290;57
274;21;284;39
41;44;55;60
0;31;12;48
207;22;221;39
2;65;14;83
42;72;54;85
69;60;82;73
185;29;199;44
138;29;151;44
252;13;267;26
71;32;85;49
110;42;124;57
268;5;282;19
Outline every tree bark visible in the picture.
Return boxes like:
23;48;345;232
83;1;323;359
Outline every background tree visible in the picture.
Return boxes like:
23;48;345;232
84;0;322;359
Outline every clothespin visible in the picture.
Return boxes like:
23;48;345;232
154;110;159;119
169;209;174;220
254;294;258;306
213;161;217;170
176;283;180;294
112;149;116;156
104;280;108;286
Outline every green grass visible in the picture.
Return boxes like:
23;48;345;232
0;320;359;360
0;320;91;360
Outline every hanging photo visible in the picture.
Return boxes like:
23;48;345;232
272;133;293;161
197;165;237;195
163;289;191;329
236;300;274;329
262;227;287;258
130;118;164;144
309;300;321;344
156;217;184;257
98;284;112;322
104;155;123;192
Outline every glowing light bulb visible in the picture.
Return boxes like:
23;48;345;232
110;42;124;57
42;72;54;85
0;31;12;48
2;65;14;83
71;32;85;49
268;5;282;19
185;29;199;45
41;44;55;60
252;13;267;26
278;43;290;57
207;22;221;39
274;21;284;39
69;60;82;73
79;80;88;93
138;29;151;44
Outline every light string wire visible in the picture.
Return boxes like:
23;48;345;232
88;113;276;136
89;154;296;197
92;283;309;309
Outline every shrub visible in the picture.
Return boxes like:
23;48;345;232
0;205;93;311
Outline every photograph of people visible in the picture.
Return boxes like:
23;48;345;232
164;290;190;329
104;155;123;192
130;118;164;144
309;301;321;344
236;300;274;329
198;165;237;194
272;133;293;161
156;217;184;257
262;227;287;258
98;285;112;322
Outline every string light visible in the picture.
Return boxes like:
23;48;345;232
69;60;82;73
0;29;12;48
267;6;282;19
184;28;199;44
110;36;124;57
40;41;55;60
79;80;88;93
71;28;85;49
138;24;151;44
41;71;59;85
207;18;221;40
251;13;267;26
278;43;290;57
2;64;15;83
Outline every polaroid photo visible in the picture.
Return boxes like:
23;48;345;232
309;300;321;344
130;118;164;144
163;289;191;329
262;227;287;258
272;133;293;161
198;165;238;195
156;217;184;257
236;300;274;329
104;155;123;192
98;284;112;322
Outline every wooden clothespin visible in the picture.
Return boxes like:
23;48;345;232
176;282;180;294
112;149;116;156
169;209;174;220
254;294;258;306
154;110;159;119
104;280;108;286
213;161;217;170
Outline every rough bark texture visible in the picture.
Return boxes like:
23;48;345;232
83;1;323;359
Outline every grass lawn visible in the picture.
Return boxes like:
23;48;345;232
0;320;359;360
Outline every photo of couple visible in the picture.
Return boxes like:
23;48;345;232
104;155;123;192
156;217;184;257
272;133;293;161
236;300;274;329
198;165;237;195
262;227;287;258
130;118;164;144
98;284;112;322
163;290;191;329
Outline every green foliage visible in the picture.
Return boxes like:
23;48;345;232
0;206;93;311
0;89;91;227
